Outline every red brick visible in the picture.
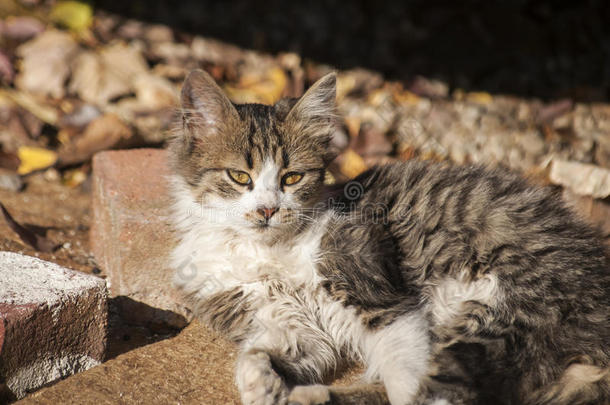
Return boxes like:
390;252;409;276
0;252;107;401
90;149;192;330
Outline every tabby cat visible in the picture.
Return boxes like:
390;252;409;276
168;70;609;405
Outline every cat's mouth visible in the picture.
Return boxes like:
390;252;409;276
252;221;272;230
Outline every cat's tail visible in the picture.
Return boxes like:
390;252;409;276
529;363;610;405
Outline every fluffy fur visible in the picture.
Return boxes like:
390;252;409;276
168;70;610;405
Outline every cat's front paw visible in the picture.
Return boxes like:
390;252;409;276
287;385;331;405
237;351;288;405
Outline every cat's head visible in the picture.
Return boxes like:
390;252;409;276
169;69;337;236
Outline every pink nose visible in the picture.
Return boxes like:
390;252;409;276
258;207;278;220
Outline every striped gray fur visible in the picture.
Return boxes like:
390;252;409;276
168;70;609;405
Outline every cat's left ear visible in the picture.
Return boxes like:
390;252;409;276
284;72;337;149
180;69;239;140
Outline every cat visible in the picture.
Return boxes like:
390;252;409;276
168;69;609;405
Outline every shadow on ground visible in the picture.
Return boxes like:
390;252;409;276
106;296;184;360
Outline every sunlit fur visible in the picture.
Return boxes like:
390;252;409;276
169;70;609;405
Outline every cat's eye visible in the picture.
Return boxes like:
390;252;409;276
227;169;252;185
282;172;304;186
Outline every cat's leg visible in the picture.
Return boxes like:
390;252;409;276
236;300;342;405
288;383;390;405
287;384;331;405
411;301;515;405
237;342;338;405
409;340;492;405
361;311;431;405
236;347;289;405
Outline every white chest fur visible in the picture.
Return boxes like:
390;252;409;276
171;223;326;300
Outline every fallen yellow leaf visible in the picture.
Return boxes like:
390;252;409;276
344;116;361;138
336;74;356;102
465;91;493;105
367;88;391;107
393;89;420;105
17;147;58;175
225;68;287;104
339;149;368;178
62;168;87;187
50;1;93;32
1;89;58;125
453;88;465;101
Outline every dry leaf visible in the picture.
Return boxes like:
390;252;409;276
339;148;368;178
367;88;392;107
0;201;57;252
398;144;416;161
562;189;610;238
131;108;175;143
465;92;493;105
133;73;178;109
17;146;57;175
191;36;244;65
15;30;79;99
352;124;393;157
58;114;132;166
0;168;23;192
69;51;127;105
104;97;175;143
537;99;573;124
0;50;14;83
336;73;357;102
3;16;45;41
50;1;93;32
0;150;20;171
150;41;191;62
1;89;59;125
550;160;610;199
392;88;420;105
144;24;174;43
336;69;384;101
224;67;287;104
152;63;188;80
59;103;102;128
344;116;361;138
62;168;87;187
69;42;148;105
409;76;449;98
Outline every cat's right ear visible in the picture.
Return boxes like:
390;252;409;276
180;69;239;140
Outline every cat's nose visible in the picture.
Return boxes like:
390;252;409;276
258;207;278;221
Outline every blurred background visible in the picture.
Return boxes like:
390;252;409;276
0;0;609;390
98;0;610;101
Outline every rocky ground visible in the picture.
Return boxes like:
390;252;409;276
1;0;610;403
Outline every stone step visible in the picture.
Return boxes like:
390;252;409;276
0;252;107;402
